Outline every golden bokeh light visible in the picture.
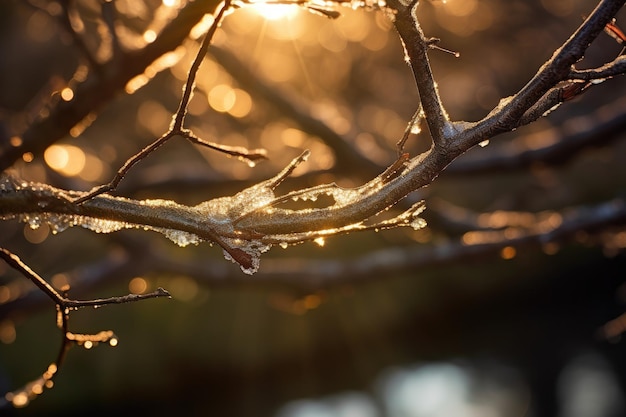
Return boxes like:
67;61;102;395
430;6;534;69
51;273;70;289
44;144;86;177
228;88;253;118
80;153;105;182
190;14;216;40
143;29;157;44
500;246;517;260
129;277;148;294
443;0;478;17
60;87;74;102
23;224;49;244
281;128;307;148
208;84;237;113
10;136;22;147
11;392;29;408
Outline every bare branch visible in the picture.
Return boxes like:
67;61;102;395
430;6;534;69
569;55;626;80
0;0;221;171
389;1;451;147
444;104;626;176
462;0;626;146
73;0;269;203
0;248;169;408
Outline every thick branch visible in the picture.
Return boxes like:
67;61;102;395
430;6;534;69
461;0;626;147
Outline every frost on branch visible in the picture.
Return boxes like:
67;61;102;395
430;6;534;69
1;152;426;275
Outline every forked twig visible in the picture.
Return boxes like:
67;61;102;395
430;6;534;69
0;248;170;408
73;0;268;204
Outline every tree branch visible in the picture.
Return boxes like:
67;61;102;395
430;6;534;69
0;0;221;171
444;102;626;176
0;248;169;408
390;0;451;147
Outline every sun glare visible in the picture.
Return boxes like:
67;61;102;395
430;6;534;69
250;3;300;20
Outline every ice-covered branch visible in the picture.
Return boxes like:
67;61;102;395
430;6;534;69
0;152;426;274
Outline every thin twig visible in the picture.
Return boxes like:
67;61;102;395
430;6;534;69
74;0;258;204
172;0;232;130
0;248;170;409
0;0;220;171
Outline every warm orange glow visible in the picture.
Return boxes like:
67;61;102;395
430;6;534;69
44;144;86;177
69;112;96;138
281;128;307;148
51;273;70;289
45;363;57;377
249;3;300;21
228;88;253;118
11;392;29;408
24;224;49;244
60;87;74;101
129;277;148;294
190;14;215;40
143;29;157;43
126;74;150;94
444;0;477;17
10;136;22;147
303;294;322;310
500;246;516;260
208;84;237;113
80;153;105;182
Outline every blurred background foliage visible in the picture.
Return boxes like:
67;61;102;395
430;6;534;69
1;0;626;416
